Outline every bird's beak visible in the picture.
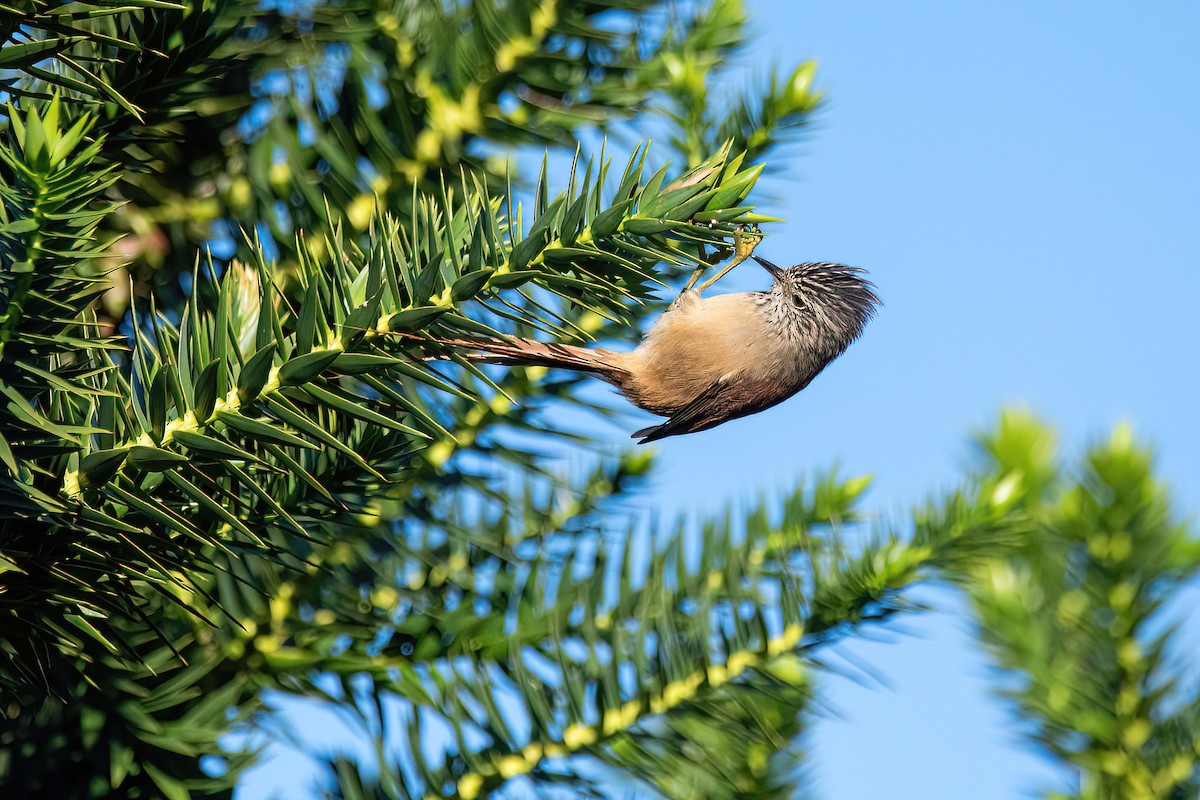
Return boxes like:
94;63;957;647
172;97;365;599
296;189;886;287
753;256;783;279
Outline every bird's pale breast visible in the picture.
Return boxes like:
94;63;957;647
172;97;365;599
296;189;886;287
619;292;786;414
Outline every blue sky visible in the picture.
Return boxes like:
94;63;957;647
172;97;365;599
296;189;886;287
237;2;1200;797
651;2;1200;797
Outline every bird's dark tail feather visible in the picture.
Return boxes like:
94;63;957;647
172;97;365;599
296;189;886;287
631;424;666;444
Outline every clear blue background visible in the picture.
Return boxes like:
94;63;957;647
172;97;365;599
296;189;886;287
237;2;1200;797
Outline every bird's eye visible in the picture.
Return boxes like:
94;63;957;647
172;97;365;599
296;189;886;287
792;293;808;310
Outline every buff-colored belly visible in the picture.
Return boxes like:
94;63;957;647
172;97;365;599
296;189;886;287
617;292;780;414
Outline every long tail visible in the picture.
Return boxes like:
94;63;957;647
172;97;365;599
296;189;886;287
429;336;631;382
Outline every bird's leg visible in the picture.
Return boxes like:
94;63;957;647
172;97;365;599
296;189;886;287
681;224;743;291
693;227;763;292
681;247;711;292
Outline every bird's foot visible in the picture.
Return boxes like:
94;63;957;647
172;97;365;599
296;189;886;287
694;225;763;291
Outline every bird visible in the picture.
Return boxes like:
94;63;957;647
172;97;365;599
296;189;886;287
436;257;880;443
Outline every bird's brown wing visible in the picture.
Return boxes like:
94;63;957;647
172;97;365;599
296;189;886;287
632;372;785;444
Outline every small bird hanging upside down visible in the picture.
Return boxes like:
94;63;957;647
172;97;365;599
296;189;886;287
437;247;880;443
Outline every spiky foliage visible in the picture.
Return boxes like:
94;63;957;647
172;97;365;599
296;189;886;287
20;3;1181;800
286;467;1024;800
206;0;821;268
6;5;1196;797
0;0;248;291
0;0;232;115
928;412;1200;800
0;98;125;682
647;0;822;169
0;91;778;785
2;0;824;298
2;1;836;793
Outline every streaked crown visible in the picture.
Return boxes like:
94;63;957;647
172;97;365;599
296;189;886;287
755;256;881;342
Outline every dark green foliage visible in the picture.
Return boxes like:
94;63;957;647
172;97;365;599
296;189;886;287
602;657;813;800
1;0;825;294
3;2;1195;799
1;632;257;800
2;2;816;792
287;464;1052;799
0;114;767;681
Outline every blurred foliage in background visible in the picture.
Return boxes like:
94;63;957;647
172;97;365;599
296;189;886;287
947;413;1200;800
0;1;1195;799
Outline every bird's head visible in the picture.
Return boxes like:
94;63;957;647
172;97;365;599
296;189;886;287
757;257;881;343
